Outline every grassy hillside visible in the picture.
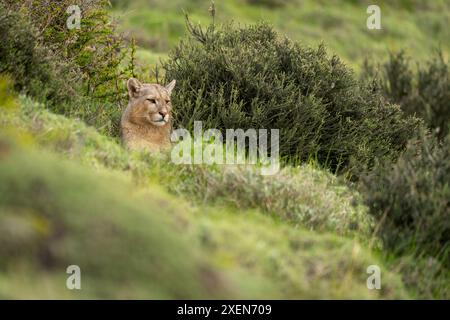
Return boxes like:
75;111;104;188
0;95;409;299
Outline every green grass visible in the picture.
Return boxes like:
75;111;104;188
112;0;450;71
0;94;410;299
4;96;375;240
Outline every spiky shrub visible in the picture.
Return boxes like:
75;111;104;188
2;0;133;106
163;21;421;176
360;131;450;268
362;51;450;140
0;1;137;136
0;5;79;108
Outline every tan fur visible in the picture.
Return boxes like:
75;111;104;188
121;78;176;152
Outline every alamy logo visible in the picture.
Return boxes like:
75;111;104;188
66;5;81;30
366;265;381;290
171;121;280;175
367;5;381;30
66;265;81;290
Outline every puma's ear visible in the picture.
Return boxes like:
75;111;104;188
165;80;176;95
127;78;142;98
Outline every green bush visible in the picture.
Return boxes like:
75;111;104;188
163;21;421;176
2;0;133;106
360;131;450;268
0;5;79;108
0;1;136;136
0;75;18;110
362;51;450;140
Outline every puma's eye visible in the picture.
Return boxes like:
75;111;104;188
147;99;156;104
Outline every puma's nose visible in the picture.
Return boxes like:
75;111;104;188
159;111;168;117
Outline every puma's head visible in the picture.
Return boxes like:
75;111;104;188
124;78;176;128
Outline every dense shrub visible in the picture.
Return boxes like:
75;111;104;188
0;1;136;136
0;5;79;108
362;51;450;139
0;75;18;111
163;20;421;176
2;0;134;106
393;253;449;299
360;131;450;268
